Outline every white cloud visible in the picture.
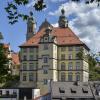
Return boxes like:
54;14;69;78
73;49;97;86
49;2;100;53
50;0;66;2
26;0;36;7
52;23;58;27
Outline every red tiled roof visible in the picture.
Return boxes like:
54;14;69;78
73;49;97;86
20;27;83;47
11;53;20;65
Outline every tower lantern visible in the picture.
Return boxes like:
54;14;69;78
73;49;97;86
26;12;36;41
58;8;68;28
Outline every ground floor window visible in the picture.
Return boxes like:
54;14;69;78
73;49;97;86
61;73;66;82
68;73;73;81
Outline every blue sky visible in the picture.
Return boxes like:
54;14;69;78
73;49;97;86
0;0;63;52
0;0;100;53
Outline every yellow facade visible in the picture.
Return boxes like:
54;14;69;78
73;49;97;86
19;11;89;94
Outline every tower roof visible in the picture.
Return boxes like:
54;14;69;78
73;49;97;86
61;8;65;15
38;19;53;31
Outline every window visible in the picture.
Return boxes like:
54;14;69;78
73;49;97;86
82;87;88;93
61;54;65;60
29;55;34;60
75;47;80;51
29;63;34;70
43;69;48;74
59;87;65;93
43;66;48;74
61;47;66;52
43;55;49;63
61;73;66;82
13;90;17;95
68;73;73;81
23;55;27;60
44;79;48;85
44;44;48;50
23;48;27;53
68;54;72;59
68;62;73;70
36;55;38;60
44;37;48;41
29;73;34;81
23;73;27;81
61;62;66;70
76;62;80;70
76;54;79;59
71;88;76;93
0;90;2;96
30;48;34;52
68;47;73;51
6;91;9;96
76;73;80;81
23;63;27;70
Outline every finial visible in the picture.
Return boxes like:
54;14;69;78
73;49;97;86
30;11;33;16
45;18;47;22
61;8;65;15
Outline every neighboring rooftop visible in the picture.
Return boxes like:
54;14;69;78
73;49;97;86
3;43;10;49
11;52;20;65
51;81;93;99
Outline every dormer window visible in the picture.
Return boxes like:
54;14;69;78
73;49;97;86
44;37;48;41
71;87;76;93
59;87;65;93
82;87;88;93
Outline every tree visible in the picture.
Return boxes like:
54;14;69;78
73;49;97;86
0;44;9;83
0;34;20;86
77;50;100;81
4;0;100;25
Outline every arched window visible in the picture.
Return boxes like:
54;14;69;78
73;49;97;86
76;72;80;81
61;62;66;70
68;72;73;81
61;73;66;82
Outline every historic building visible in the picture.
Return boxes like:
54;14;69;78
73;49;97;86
19;9;90;94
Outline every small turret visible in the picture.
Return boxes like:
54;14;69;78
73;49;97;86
58;8;68;28
26;12;36;41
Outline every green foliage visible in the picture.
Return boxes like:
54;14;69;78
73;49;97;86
77;50;100;81
4;0;100;25
3;75;20;88
88;54;100;81
34;0;46;11
5;0;46;24
0;44;9;83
